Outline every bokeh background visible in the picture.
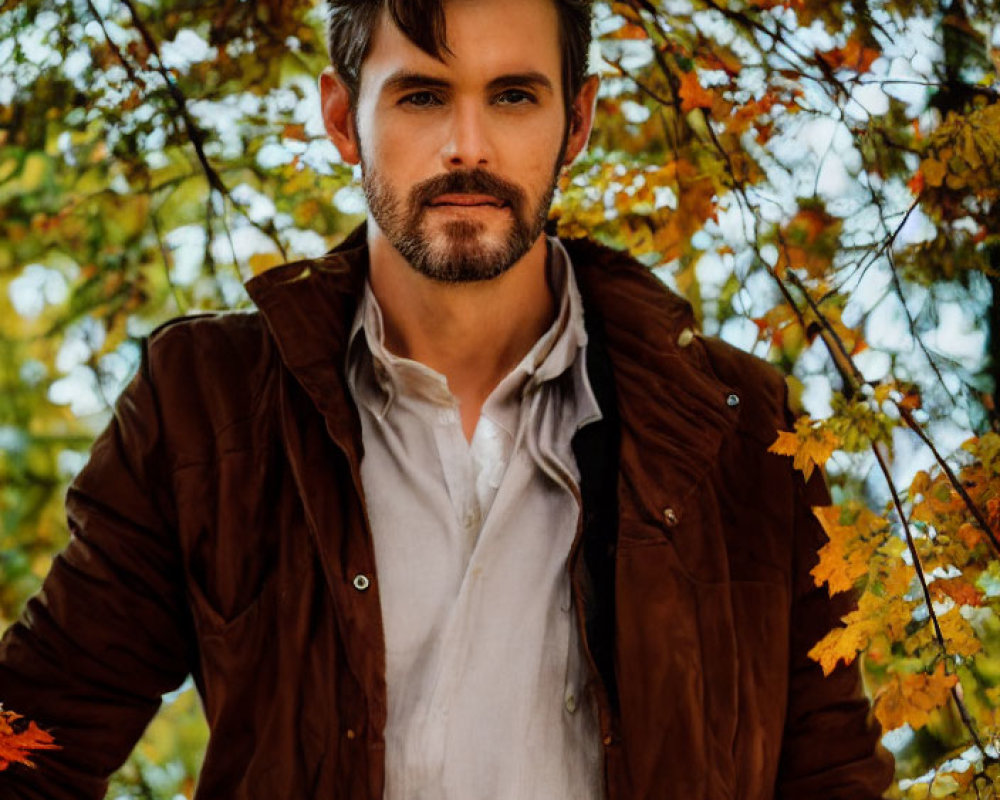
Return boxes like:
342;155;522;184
2;0;1000;795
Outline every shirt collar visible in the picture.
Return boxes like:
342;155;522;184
346;237;595;435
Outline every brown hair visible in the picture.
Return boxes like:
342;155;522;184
325;0;594;111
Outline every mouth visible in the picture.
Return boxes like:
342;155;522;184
428;193;508;209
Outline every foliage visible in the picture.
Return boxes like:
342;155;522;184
0;0;999;795
0;708;59;771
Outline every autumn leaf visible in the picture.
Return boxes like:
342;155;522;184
777;204;843;279
872;662;957;732
930;576;983;608
769;416;840;481
809;591;912;675
0;709;60;771
248;251;285;275
811;504;890;594
921;158;947;188
936;607;982;656
282;123;307;141
678;71;714;113
604;22;648;40
817;37;881;73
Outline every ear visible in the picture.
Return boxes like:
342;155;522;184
319;66;360;165
562;74;600;166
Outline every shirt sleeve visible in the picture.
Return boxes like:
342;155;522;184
775;457;896;798
0;337;194;799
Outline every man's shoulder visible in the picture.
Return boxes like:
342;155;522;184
135;310;278;429
144;309;271;372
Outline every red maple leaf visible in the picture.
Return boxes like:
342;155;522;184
0;709;60;770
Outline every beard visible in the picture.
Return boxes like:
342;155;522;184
361;161;559;284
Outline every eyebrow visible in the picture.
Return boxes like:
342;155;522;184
381;70;555;96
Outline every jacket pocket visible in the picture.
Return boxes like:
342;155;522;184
187;567;274;642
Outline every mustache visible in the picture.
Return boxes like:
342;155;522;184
409;169;525;211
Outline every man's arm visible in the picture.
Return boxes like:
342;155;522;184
775;462;895;798
0;339;194;798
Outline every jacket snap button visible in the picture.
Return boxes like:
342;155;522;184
662;508;679;526
352;574;370;591
726;393;740;408
677;328;695;347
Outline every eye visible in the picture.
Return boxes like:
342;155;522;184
400;91;442;108
495;89;537;106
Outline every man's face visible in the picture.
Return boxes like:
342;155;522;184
336;0;577;282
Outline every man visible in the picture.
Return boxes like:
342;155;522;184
0;0;893;797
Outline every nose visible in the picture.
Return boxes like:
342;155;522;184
441;101;494;169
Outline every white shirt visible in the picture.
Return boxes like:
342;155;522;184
346;238;603;800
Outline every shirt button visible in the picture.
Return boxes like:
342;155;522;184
603;735;613;747
677;328;695;347
346;728;356;740
565;694;577;713
726;393;740;408
352;574;370;591
663;507;679;527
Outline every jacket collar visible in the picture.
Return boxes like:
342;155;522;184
245;225;740;524
245;224;369;465
563;237;740;528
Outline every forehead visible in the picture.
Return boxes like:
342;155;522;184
360;0;563;93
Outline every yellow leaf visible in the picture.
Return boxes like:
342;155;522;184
769;418;839;481
873;662;957;732
768;430;799;457
810;504;889;594
921;158;946;188
936;607;982;657
809;591;912;675
19;153;49;193
248;252;284;275
930;773;962;798
809;622;869;675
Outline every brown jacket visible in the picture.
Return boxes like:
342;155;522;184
0;232;893;798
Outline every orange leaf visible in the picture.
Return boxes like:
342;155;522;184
809;592;912;676
840;37;880;73
768;418;839;481
678;71;713;113
0;710;60;771
811;504;888;594
932;575;983;607
873;662;957;732
605;22;648;40
907;171;925;195
282;123;307;142
817;37;880;73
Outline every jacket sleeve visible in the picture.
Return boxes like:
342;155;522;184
0;337;195;799
775;460;896;798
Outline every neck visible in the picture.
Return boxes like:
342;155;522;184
367;228;556;439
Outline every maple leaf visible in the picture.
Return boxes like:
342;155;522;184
809;591;912;675
678;71;713;113
936;607;982;656
873;662;957;732
930;576;983;608
811;504;889;594
768;417;840;481
0;709;60;771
